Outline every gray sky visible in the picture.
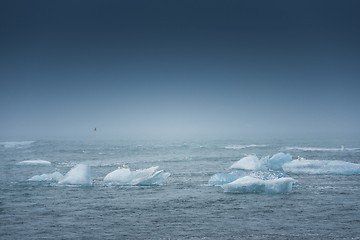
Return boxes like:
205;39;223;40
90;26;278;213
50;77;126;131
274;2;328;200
1;0;360;140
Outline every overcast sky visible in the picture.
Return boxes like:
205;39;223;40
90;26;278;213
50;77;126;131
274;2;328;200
1;0;360;140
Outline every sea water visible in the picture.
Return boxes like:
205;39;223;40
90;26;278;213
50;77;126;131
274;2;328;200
0;138;360;239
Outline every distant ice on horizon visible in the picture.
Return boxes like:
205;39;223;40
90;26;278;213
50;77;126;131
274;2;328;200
17;160;51;166
224;144;267;150
0;141;34;148
284;146;360;152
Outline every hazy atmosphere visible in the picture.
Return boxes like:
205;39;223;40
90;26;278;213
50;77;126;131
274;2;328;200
1;2;360;239
1;0;360;140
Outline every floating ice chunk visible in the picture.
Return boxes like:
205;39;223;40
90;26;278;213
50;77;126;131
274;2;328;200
283;159;360;175
229;153;293;171
249;169;287;181
221;176;295;194
139;171;171;186
264;178;295;194
58;163;92;186
222;176;265;193
28;172;64;182
17;160;51;166
267;152;292;170
230;155;265;170
104;166;170;186
0;141;34;148
208;170;247;186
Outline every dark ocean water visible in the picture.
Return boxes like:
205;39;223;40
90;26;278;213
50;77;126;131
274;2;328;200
1;139;360;239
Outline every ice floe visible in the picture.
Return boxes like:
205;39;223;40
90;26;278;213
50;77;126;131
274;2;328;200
210;152;296;194
208;170;247;186
58;163;92;186
28;172;64;182
104;166;170;186
230;155;265;170
230;152;292;171
221;176;296;194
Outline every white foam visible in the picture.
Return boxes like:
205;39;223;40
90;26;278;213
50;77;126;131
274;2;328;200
103;166;170;186
221;176;295;194
17;160;51;166
1;141;34;148
283;159;360;175
28;172;64;182
225;144;267;150
58;163;92;186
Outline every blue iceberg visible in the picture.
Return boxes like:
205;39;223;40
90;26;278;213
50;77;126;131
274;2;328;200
221;176;295;194
210;152;296;194
267;152;292;170
208;170;247;186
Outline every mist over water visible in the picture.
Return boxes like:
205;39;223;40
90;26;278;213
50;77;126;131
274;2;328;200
1;1;360;239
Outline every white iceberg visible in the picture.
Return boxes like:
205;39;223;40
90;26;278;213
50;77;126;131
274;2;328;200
58;163;92;186
208;171;247;186
222;176;265;193
229;153;292;171
283;159;360;175
230;152;292;171
221;176;295;194
103;166;170;186
264;177;296;194
230;155;265;170
17;160;51;166
28;172;64;182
